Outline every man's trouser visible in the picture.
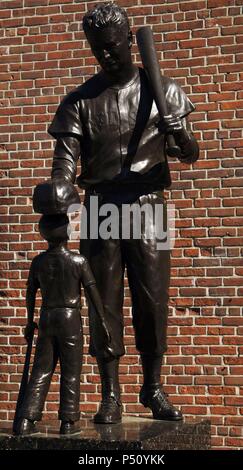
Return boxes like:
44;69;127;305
19;307;82;422
80;190;171;358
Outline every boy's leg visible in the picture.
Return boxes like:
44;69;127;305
57;308;83;424
18;330;57;423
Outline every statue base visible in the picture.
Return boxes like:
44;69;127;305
0;416;210;450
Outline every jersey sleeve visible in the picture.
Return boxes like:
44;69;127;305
164;78;195;119
26;257;40;291
81;259;97;288
48;89;83;140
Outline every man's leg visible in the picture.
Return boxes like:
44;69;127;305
84;235;124;423
80;196;125;423
139;354;182;420
94;356;122;424
124;192;182;420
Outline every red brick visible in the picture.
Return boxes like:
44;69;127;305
208;0;232;6
0;1;242;450
180;2;206;12
180;38;206;49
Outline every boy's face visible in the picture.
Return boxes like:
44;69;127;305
86;24;132;75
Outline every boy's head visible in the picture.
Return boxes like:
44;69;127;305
39;214;69;243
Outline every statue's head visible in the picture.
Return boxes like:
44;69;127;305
39;214;69;244
83;2;133;75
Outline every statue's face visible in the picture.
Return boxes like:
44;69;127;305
86;24;132;75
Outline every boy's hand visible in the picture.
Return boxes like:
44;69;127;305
101;322;115;359
93;320;115;359
24;321;38;342
101;320;111;344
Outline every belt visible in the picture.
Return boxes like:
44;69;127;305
87;183;164;196
86;186;164;206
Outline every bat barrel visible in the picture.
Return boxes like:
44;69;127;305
136;26;181;158
12;332;34;433
136;26;168;117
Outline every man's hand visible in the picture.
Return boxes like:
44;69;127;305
24;321;38;342
156;114;199;162
157;114;184;135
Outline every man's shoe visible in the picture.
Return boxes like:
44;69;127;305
60;420;80;435
94;358;122;424
94;397;122;424
140;386;183;421
13;418;38;435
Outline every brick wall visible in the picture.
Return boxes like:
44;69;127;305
0;0;243;450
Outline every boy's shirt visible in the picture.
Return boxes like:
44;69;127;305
27;246;96;309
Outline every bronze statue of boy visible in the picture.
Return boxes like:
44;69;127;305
14;211;112;435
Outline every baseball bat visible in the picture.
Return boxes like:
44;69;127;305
12;328;35;433
136;26;181;158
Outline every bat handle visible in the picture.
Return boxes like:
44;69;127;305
166;133;181;158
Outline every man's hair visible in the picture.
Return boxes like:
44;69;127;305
83;2;130;34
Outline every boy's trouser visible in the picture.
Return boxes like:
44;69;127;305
80;190;171;358
19;307;82;422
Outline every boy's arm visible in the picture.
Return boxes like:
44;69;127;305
81;260;114;358
25;259;39;342
85;284;110;339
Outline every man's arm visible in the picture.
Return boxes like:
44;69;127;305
48;91;83;183
158;115;199;164
155;78;199;163
173;118;199;164
51;135;81;183
25;260;39;341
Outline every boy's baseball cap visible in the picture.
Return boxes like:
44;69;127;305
33;178;80;214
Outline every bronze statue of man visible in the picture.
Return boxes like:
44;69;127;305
48;2;199;424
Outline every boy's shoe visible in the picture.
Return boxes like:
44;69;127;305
13;418;38;436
